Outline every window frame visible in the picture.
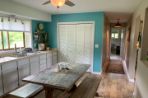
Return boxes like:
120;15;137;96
0;31;25;50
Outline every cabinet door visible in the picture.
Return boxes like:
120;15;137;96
39;54;47;71
52;51;58;65
47;52;52;68
30;56;40;74
18;58;30;86
2;61;18;93
0;65;3;96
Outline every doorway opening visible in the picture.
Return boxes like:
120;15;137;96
107;26;126;74
110;27;122;57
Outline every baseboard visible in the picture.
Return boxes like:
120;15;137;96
122;60;135;83
133;83;142;98
92;72;102;75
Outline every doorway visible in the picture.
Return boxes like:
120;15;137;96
110;28;122;57
107;27;125;74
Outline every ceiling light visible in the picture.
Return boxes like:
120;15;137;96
114;19;122;28
51;0;66;8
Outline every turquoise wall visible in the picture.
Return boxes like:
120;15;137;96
32;20;50;48
49;12;104;72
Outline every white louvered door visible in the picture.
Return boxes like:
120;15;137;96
77;24;93;64
58;23;94;71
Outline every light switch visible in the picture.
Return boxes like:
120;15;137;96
95;44;99;48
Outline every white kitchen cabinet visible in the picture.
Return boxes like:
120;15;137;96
17;58;30;86
0;50;58;96
30;56;40;74
39;54;47;71
52;50;58;65
0;65;3;96
46;51;52;68
2;61;18;93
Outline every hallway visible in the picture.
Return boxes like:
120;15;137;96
107;56;125;74
95;55;134;98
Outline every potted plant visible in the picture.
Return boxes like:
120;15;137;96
37;23;48;51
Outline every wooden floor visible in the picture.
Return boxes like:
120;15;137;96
3;73;134;98
107;56;125;74
97;55;134;98
3;57;134;98
96;73;134;98
107;62;125;74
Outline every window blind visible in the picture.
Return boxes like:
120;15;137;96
0;17;31;32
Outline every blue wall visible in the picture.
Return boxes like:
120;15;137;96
49;12;104;72
32;20;50;48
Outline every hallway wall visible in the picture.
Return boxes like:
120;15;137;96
128;0;148;97
102;16;110;72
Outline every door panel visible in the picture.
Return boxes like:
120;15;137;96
18;58;30;86
40;54;47;71
2;61;18;93
47;52;52;68
30;56;40;74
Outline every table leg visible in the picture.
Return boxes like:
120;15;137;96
44;86;54;98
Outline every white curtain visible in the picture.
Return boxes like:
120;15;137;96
0;17;31;32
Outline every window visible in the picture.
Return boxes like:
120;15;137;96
111;33;119;39
0;17;32;50
0;31;26;50
111;33;115;38
9;32;24;48
114;33;119;39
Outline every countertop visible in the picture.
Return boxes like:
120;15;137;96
0;57;17;63
0;50;54;64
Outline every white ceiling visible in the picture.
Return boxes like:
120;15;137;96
11;0;143;22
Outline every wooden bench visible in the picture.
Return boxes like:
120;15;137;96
68;74;102;98
9;83;43;98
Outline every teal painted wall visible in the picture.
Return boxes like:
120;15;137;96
32;20;50;48
49;12;104;72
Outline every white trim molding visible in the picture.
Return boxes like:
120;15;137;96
122;60;135;83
